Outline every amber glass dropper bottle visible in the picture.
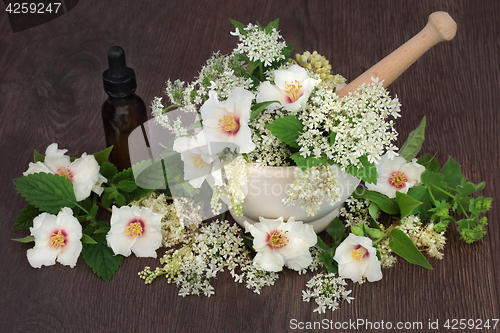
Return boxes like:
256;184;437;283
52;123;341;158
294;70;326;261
102;46;147;170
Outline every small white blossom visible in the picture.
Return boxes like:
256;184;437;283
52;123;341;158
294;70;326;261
27;207;82;268
107;205;163;258
24;143;106;201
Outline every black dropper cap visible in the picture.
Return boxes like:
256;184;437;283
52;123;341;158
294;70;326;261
102;46;137;97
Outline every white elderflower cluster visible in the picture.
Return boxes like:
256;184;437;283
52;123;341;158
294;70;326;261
231;23;286;67
140;220;251;296
283;163;341;216
296;79;400;170
247;107;293;166
339;197;372;226
133;193;203;248
156;52;253;124
298;245;324;275
302;272;354;314
231;255;280;294
397;215;447;259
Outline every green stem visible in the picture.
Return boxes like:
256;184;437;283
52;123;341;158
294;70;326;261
259;62;264;82
429;184;455;200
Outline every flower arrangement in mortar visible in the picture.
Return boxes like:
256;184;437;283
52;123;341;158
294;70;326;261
152;19;401;232
10;14;493;314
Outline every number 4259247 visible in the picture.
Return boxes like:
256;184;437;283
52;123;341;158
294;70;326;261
5;3;62;14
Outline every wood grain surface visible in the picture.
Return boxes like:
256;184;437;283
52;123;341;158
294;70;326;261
1;1;498;332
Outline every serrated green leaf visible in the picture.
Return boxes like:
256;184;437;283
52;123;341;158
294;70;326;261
395;191;422;218
439;157;463;189
81;233;123;282
318;252;337;274
389;229;433;270
250;100;281;120
11;235;35;243
101;192;113;209
229;19;247;36
264;18;279;33
100;162;118;182
417;154;440;172
399;116;426;162
33;149;45;163
290;153;327;170
353;190;399;215
13;173;77;214
326;217;345;243
115;193;126;207
266;115;303;148
13;204;41;230
117;180;138;193
81;234;98;244
112;168;134;183
407;185;434;221
316;236;330;252
93;146;114;166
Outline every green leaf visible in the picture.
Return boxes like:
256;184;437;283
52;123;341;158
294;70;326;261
439;157;463;189
11;235;35;243
13;204;41;230
264;18;279;34
115;193;126;207
353;189;399;215
81;234;98;244
290;153;327;170
81;233;123;282
350;225;364;236
117;180;138;193
417;154;440;172
100;162;118;182
345;155;378;184
316;236;330;252
389;229;433;270
93;146;114;166
326;217;345;244
33;149;45;163
112;168;134;183
250;100;280;120
229;19;247;36
395;191;422;218
399;116;426;162
329;132;336;146
365;227;386;239
407;185;434;220
318;252;337;274
266;115;303;148
13;173;77;214
368;202;380;225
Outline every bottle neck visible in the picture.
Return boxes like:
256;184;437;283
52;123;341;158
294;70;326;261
107;93;136;102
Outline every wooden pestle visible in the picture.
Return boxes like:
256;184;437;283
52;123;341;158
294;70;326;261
336;11;457;97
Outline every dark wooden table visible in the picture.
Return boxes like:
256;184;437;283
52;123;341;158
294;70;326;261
1;1;499;332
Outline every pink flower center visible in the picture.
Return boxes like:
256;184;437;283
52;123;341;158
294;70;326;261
267;229;289;249
284;80;303;103
126;219;144;238
50;230;66;249
389;171;408;189
351;245;368;262
57;166;73;182
218;114;240;134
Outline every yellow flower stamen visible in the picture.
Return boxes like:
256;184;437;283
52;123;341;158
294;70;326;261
126;222;143;238
191;154;207;169
268;230;289;249
57;166;73;181
49;230;66;250
351;249;364;262
284;80;303;103
218;114;240;133
389;171;408;189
